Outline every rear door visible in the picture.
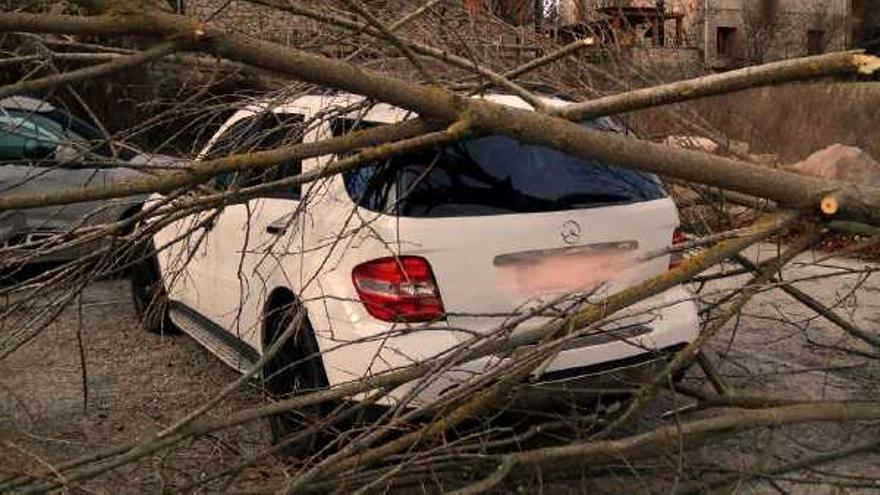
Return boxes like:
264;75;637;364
341;127;679;334
154;113;254;316
201;109;309;350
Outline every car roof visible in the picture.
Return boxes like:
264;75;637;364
200;91;627;161
0;95;147;159
201;92;577;160
230;92;576;124
0;95;56;112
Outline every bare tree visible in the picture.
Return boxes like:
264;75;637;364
742;0;780;64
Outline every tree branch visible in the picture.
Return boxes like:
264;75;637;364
513;401;880;472
0;119;438;211
556;51;880;121
597;225;824;437
0;11;172;37
1;212;792;493
0;41;182;100
4;10;880;225
339;0;437;85
244;0;548;109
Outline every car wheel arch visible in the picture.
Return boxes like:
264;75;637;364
116;203;147;276
262;287;298;350
117;203;144;238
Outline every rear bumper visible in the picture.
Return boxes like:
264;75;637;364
510;343;686;411
318;285;700;407
408;287;698;406
528;286;699;376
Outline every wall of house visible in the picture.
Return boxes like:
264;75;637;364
764;0;849;59
696;0;850;69
700;0;744;68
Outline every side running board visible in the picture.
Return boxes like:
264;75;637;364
168;301;260;373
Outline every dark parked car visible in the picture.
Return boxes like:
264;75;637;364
0;96;180;262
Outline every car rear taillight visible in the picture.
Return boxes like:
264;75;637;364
352;256;445;322
669;228;686;269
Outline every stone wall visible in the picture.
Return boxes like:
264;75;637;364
613;46;704;79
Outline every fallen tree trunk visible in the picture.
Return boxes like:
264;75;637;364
1;10;879;226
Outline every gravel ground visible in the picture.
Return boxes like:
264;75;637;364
672;245;880;495
0;278;275;493
1;246;879;493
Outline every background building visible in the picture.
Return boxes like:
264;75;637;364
548;0;851;68
698;0;850;69
181;0;854;70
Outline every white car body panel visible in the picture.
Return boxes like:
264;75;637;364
153;93;700;404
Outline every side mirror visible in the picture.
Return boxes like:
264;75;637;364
22;138;56;160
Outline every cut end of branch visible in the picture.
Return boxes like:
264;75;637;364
820;195;839;216
853;54;880;75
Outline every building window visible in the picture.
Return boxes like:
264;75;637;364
807;29;824;55
717;26;736;58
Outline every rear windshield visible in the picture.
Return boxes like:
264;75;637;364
336;118;666;217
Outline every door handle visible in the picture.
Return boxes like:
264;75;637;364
266;219;286;236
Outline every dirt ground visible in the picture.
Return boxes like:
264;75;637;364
1;246;879;493
660;246;880;494
0;278;275;493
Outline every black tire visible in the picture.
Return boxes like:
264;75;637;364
128;239;176;334
107;205;143;278
263;299;334;455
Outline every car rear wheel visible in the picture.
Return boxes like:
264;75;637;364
263;299;334;456
128;239;176;334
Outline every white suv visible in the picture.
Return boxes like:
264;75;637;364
131;93;699;409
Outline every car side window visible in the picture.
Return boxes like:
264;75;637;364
330;117;391;210
207;112;305;198
330;116;379;143
0;111;83;161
